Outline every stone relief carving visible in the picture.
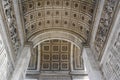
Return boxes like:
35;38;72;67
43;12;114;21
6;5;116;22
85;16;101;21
95;0;119;59
2;0;20;56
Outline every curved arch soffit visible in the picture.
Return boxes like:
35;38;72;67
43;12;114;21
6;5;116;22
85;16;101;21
28;30;84;48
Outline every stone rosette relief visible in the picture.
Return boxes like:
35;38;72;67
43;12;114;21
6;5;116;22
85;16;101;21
21;0;96;42
94;0;119;59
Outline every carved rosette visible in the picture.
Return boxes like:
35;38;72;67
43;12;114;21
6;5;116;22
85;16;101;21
2;0;20;58
94;0;119;59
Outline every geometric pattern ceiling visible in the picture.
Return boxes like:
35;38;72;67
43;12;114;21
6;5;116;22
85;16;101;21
40;40;71;71
21;0;96;42
28;39;83;72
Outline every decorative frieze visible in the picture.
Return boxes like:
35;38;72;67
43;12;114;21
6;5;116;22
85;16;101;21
94;0;119;59
1;0;21;59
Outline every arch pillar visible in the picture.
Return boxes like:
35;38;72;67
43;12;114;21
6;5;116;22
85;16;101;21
11;43;32;80
82;47;104;80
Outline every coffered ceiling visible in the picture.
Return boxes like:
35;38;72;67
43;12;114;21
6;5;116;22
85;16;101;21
19;0;96;75
20;0;96;42
28;39;83;72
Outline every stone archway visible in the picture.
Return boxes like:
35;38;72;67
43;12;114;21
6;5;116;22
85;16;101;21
26;30;88;80
28;30;84;49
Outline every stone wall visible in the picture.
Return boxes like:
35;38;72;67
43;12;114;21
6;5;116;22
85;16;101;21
101;30;120;80
0;34;14;80
100;6;120;80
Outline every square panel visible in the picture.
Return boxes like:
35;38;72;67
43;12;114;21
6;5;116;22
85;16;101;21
87;5;94;15
36;10;44;19
53;9;62;17
42;53;50;61
51;62;59;70
29;12;36;21
81;2;87;12
30;22;36;31
44;0;53;8
42;45;50;52
61;53;69;61
45;18;53;27
27;1;34;11
53;0;63;8
63;0;71;8
77;22;85;33
61;62;69;70
36;0;44;9
41;62;50;70
61;18;70;27
70;20;78;31
45;9;53;18
61;45;68;52
72;1;80;11
62;10;71;17
52;45;59;52
52;53;59;61
71;11;79;20
37;20;45;30
53;18;62;27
